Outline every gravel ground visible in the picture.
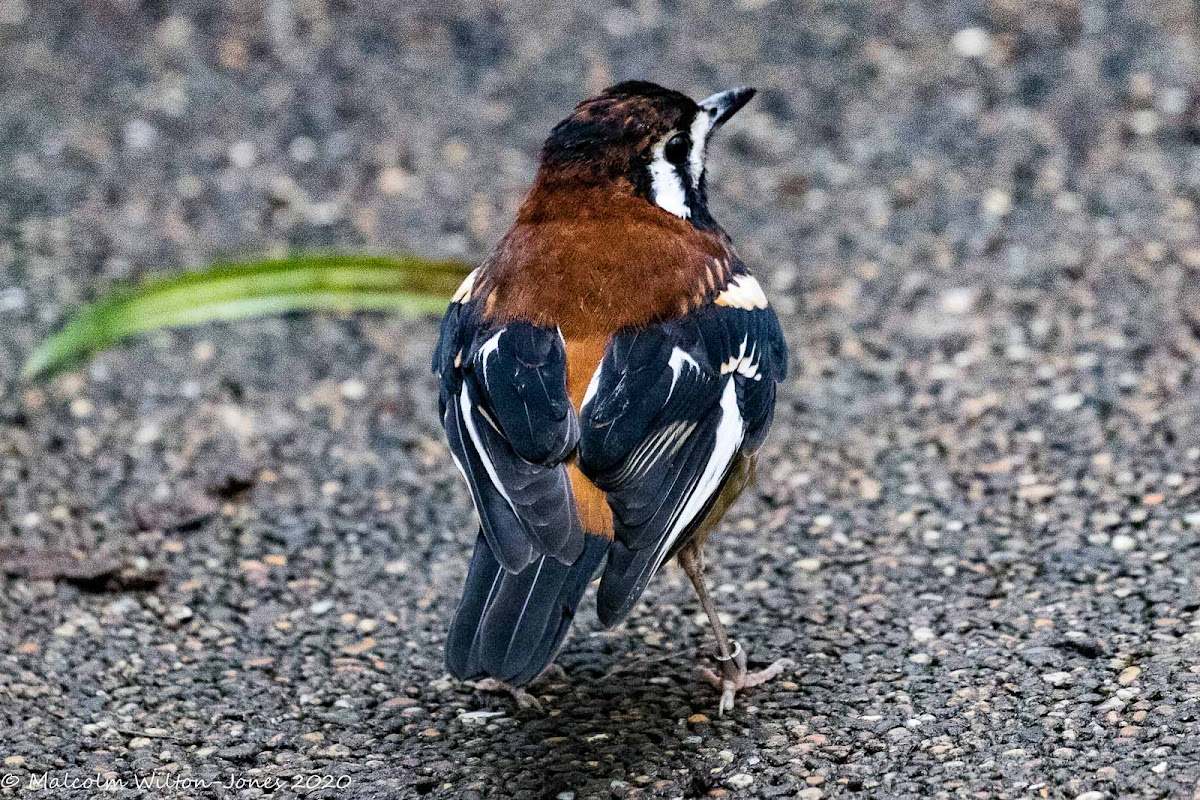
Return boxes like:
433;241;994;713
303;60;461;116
2;2;1200;798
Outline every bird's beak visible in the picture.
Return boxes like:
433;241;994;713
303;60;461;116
698;87;757;129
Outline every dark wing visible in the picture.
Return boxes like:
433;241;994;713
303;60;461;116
434;283;603;684
435;297;584;571
577;298;786;627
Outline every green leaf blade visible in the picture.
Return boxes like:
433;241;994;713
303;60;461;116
23;253;471;380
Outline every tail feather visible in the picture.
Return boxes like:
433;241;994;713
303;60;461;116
446;530;608;686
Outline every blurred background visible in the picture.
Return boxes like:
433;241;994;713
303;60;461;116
1;2;1199;798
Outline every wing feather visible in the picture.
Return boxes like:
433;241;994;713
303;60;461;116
436;310;585;571
435;297;605;685
578;298;787;626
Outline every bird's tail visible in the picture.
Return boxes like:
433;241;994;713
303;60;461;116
445;530;609;685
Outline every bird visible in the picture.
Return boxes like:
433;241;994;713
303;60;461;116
432;80;791;714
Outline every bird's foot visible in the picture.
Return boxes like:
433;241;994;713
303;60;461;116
472;664;565;712
528;662;568;689
698;641;795;716
472;679;543;713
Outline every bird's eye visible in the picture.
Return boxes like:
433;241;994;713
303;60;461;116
663;134;688;165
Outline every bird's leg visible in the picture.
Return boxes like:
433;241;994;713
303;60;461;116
678;542;795;716
472;679;543;712
472;663;565;712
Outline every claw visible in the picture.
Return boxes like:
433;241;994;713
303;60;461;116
719;686;736;716
473;678;544;713
529;663;567;689
698;642;794;716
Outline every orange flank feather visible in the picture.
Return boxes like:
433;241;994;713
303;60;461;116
563;334;614;536
566;462;613;536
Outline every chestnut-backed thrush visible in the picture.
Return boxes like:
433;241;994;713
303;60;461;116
433;81;791;714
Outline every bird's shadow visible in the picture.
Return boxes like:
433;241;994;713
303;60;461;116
456;633;737;798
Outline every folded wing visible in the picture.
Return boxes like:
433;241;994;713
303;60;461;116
577;297;787;626
436;303;584;570
434;291;601;683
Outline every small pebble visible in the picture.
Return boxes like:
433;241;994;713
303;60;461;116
940;288;974;315
289;136;318;162
952;27;990;58
1130;109;1159;136
310;599;335;615
124;119;157;151
1118;666;1141;685
69;397;93;418
164;605;193;627
228;141;256;168
983;189;1011;216
340;379;366;400
342;637;376;655
1111;534;1136;552
378;167;412;195
0;287;26;312
726;774;754;790
1052;393;1084;411
1043;671;1073;686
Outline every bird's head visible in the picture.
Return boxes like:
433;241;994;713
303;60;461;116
532;81;756;229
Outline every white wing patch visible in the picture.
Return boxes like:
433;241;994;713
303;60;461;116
612;420;696;485
667;346;700;397
650;378;744;575
714;275;769;310
720;335;764;381
477;328;504;373
452;268;480;304
458;329;519;513
580;360;604;410
459;386;516;512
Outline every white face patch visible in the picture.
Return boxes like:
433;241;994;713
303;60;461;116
648;137;690;219
650;109;719;218
687;110;715;185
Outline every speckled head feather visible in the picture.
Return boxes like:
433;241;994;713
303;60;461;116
539;81;699;181
529;81;756;230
